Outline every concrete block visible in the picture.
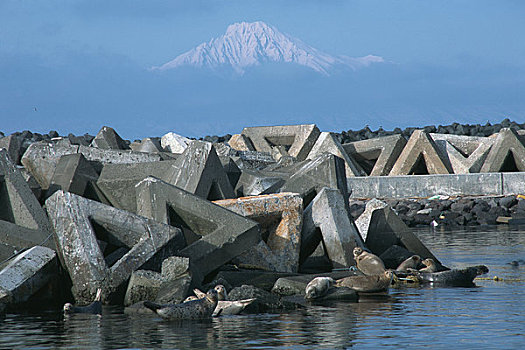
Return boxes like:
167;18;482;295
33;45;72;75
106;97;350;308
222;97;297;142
19;168;42;200
161;132;191;154
342;134;407;176
502;173;525;195
90;126;129;150
234;169;285;197
228;134;255;151
155;256;192;304
281;153;350;209
218;156;242;189
0;134;22;164
129;138;163;153
347;173;503;199
45;190;185;304
213;193;303;273
301;188;364;268
389;130;453;175
0;246;58;305
362;205;442;267
0;221;55;262
166;141;235;200
431;134;493;174
307;132;366;176
0;149;52;233
96;160;178;212
77;145;161;166
232;151;277;170
212;142;233;157
480;128;525;172
135;177;260;284
161;256;190;281
241;124;320;161
46;153;99;199
124;270;163;306
354;198;388;241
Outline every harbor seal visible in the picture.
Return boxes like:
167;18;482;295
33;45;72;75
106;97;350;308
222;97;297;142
419;258;437;273
63;288;102;314
144;289;218;320
193;286;254;316
396;255;421;272
336;270;393;293
305;277;335;300
353;247;386;276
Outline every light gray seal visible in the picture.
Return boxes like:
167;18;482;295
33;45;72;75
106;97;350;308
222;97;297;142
396;255;421;272
144;289;218;320
419;258;437;273
336;270;393;293
353;247;386;276
305;277;335;300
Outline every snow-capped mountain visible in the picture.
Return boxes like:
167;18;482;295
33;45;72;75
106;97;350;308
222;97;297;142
152;21;383;75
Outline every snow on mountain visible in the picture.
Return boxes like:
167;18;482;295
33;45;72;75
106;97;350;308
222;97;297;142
152;21;383;75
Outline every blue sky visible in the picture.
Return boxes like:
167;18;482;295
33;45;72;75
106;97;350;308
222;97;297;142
1;1;524;139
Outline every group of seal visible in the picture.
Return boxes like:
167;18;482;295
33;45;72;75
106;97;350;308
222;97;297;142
193;285;255;316
144;289;219;320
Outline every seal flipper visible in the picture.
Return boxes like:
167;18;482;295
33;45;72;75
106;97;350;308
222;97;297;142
143;301;162;312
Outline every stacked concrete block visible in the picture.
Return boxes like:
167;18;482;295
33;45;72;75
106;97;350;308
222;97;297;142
480;128;525;172
135;177;260;284
0;246;58;307
0;134;22;164
301;188;364;268
342;134;407;176
234;169;285;197
90;126;129;150
161;132;191;154
46;153;99;199
213;193;303;272
389;130;453;175
0;221;55;261
129;137;163;153
431;134;494;174
241;124;320;161
155;256;192;304
45;190;186;304
228;133;255;151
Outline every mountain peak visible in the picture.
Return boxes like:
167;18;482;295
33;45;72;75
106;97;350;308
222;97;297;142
153;21;383;75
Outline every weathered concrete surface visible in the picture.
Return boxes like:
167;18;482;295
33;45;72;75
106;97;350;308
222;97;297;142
0;149;52;233
354;198;388;241
45;190;186;304
347;173;504;199
90;126;129;150
0;134;22;164
281;153;350;209
301;188;364;268
130;137;163;153
0;221;55;262
343;134;407;176
480;128;525;172
155;256;192;304
234;169;285;197
165;141;235;200
46;153;99;199
307;132;366;177
0;246;58;306
213;193;303;273
389;130;453;175
431;134;494;174
359;203;443;267
21;141;161;190
241;124;320;161
228;134;255;151
219;156;242;189
123;270;163;307
135;177;260;284
161;132;191;154
232;151;277;170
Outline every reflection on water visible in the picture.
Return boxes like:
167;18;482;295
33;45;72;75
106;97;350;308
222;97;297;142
1;226;524;349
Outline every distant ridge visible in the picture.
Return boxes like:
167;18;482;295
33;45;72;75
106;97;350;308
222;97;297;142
152;21;383;75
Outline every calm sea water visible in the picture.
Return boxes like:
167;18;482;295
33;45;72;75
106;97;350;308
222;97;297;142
1;226;524;349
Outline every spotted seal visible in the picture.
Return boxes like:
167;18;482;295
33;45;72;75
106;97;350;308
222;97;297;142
63;288;102;314
194;285;254;316
353;247;386;276
419;258;437;273
336;270;393;293
305;277;335;300
144;289;218;320
396;255;421;272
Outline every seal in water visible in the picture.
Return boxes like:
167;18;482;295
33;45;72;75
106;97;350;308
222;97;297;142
353;247;386;276
63;288;102;314
336;270;393;293
305;277;335;300
396;255;421;272
144;289;218;320
419;258;437;273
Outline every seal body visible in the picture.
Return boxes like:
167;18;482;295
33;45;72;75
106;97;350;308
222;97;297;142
144;289;218;320
63;288;102;314
353;247;386;276
419;258;437;273
396;255;421;272
336;271;393;293
305;277;335;300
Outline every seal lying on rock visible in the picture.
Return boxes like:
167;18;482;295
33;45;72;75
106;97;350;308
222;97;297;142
419;258;437;273
418;265;489;286
194;286;255;316
353;247;386;276
396;255;421;272
305;277;335;300
144;289;218;320
63;289;102;315
336;270;393;293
